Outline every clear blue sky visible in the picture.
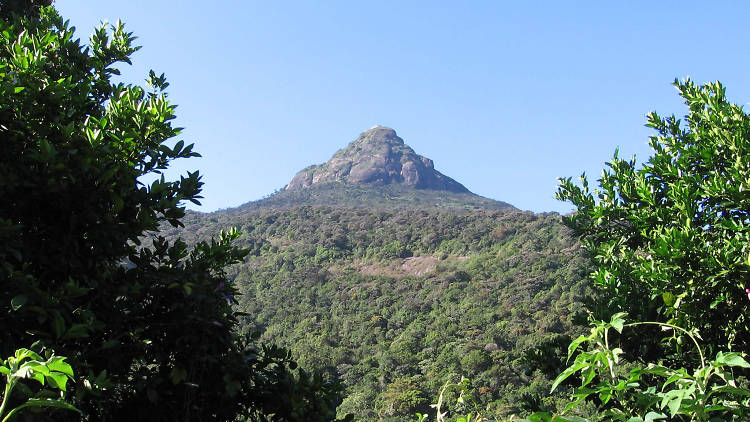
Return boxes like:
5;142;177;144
56;1;750;213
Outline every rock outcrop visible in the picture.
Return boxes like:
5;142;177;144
286;126;470;193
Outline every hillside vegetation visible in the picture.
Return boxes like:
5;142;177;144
172;206;588;420
230;183;513;213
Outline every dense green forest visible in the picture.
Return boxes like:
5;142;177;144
171;207;589;420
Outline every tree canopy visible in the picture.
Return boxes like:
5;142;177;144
558;80;750;358
0;4;341;421
551;80;750;420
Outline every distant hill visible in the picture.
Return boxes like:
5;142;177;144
233;126;513;212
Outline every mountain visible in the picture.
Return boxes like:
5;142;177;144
164;127;586;420
234;126;513;212
287;126;468;192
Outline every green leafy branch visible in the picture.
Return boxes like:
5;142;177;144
548;313;750;421
0;347;80;421
416;376;485;422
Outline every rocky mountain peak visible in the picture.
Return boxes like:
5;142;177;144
356;125;404;146
285;127;469;193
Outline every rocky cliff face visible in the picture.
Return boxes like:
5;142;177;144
286;126;470;193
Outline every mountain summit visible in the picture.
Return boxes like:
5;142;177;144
286;126;469;193
231;126;513;211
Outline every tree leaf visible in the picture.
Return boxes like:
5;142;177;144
644;411;667;422
610;312;627;333
2;398;81;420
714;352;750;368
10;295;27;311
567;335;587;361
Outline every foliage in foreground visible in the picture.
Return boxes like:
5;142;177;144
418;315;750;421
546;313;750;421
0;347;79;422
0;4;341;421
557;80;750;362
545;80;750;421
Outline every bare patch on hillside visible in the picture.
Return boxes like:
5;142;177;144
330;255;470;278
400;256;439;276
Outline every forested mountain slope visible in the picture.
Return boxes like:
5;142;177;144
171;207;587;420
159;127;589;419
